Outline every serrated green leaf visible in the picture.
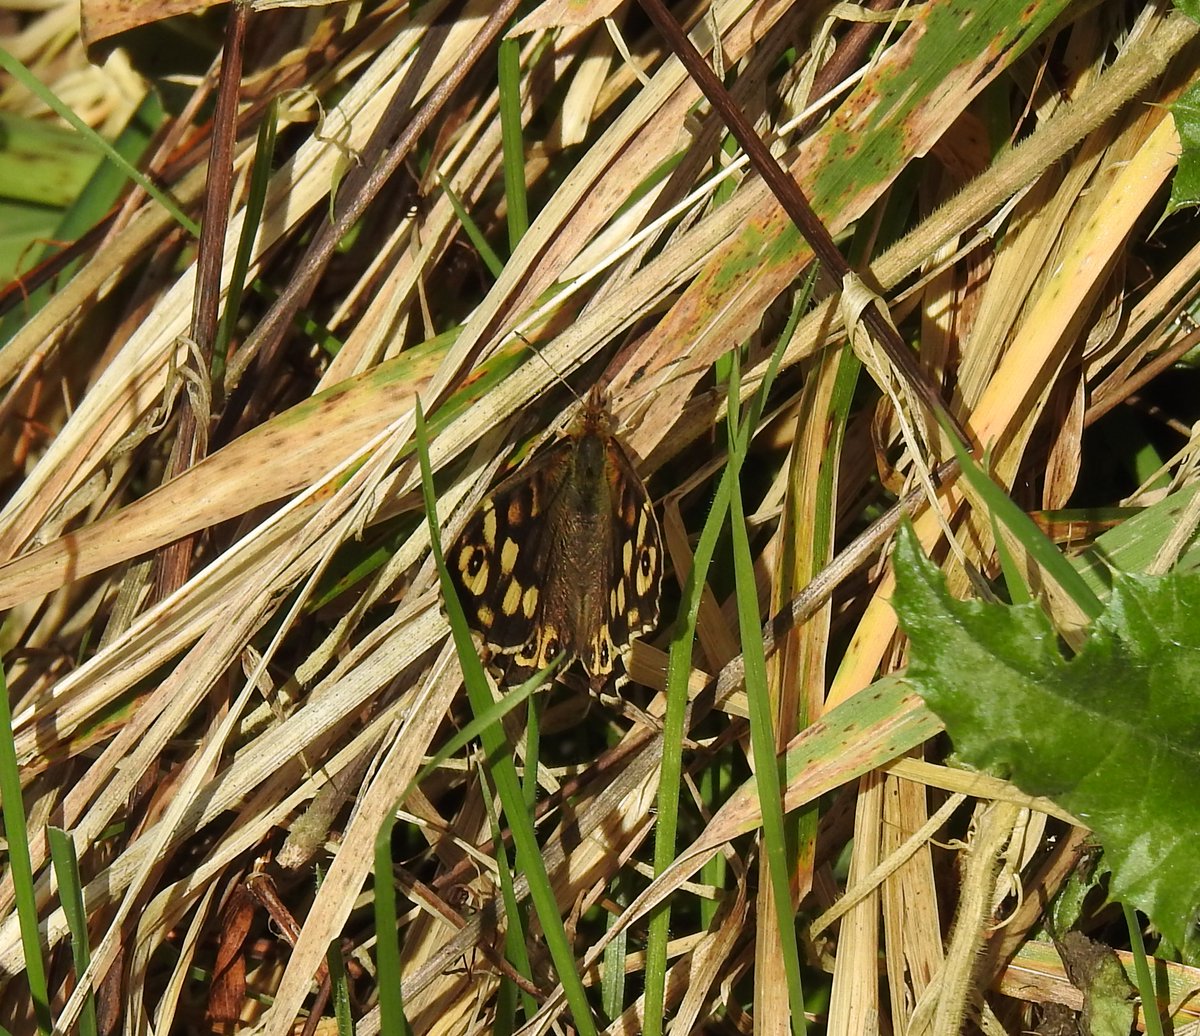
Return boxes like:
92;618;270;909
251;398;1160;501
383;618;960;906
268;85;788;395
1175;0;1200;25
892;524;1200;961
1169;81;1200;212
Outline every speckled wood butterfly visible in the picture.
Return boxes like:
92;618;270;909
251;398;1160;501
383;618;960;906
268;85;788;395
447;388;663;689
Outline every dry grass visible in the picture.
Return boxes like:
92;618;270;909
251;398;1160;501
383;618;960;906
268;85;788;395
2;0;1200;1033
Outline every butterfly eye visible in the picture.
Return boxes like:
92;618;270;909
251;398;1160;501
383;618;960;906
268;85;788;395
639;547;653;578
599;641;610;668
466;548;486;577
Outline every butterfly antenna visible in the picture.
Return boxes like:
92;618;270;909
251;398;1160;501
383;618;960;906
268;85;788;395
513;330;586;405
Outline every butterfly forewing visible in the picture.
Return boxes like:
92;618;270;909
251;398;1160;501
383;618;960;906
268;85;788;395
448;446;567;656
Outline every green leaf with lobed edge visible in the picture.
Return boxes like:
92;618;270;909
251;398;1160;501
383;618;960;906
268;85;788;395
1169;80;1200;213
893;524;1200;961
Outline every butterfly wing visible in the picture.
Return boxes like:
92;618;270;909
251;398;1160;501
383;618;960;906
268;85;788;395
446;394;663;691
579;434;663;687
447;444;571;678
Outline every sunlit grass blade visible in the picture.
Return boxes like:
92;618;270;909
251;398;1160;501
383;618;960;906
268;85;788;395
413;397;598;1035
643;327;793;1033
47;827;97;1036
726;352;805;1034
498;34;529;250
0;665;51;1033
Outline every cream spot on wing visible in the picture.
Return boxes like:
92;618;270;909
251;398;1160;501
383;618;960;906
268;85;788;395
522;586;538;619
589;625;620;675
622;539;633;574
502;580;522;616
636;546;657;595
538;627;561;667
460;548;489;595
615;578;626;614
481;503;497;548
516;635;538;665
501;538;519;573
477;604;495;628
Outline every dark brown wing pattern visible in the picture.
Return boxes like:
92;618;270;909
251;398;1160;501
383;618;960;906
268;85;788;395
445;390;662;689
447;443;568;665
580;434;662;686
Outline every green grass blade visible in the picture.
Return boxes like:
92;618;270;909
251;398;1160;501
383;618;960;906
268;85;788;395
493;689;541;1025
42;91;162;251
479;765;537;1032
498;34;529;250
726;354;806;1034
522;695;540;809
696;762;728;931
47;827;97;1036
371;595;548;1036
943;423;1102;619
316;861;355;1036
214;98;279;384
0;47;197;237
643;330;793;1031
0;113;101;210
0;92;161;343
413;398;598;1035
0;665;51;1033
992;514;1033;606
1123;902;1164;1036
326;933;354;1036
439;176;504;278
642;437;732;1036
601;872;629;1019
373;809;414;1036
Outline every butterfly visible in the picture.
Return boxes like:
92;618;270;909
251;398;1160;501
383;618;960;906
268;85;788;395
446;388;663;689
